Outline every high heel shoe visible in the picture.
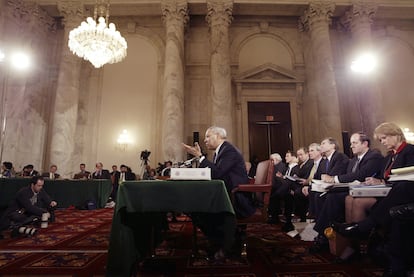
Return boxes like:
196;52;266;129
331;222;364;238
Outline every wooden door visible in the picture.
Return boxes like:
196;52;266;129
248;102;293;162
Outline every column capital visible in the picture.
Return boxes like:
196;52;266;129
206;0;233;28
339;1;377;32
299;1;335;32
6;0;56;34
161;0;189;27
57;0;84;29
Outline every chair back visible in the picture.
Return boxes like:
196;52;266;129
253;160;273;202
254;160;274;184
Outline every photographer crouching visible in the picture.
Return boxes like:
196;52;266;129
0;176;57;239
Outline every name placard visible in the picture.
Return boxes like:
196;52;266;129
170;168;211;180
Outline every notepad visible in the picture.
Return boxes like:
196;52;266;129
389;166;414;181
349;185;391;197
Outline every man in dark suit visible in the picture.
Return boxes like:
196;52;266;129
22;164;39;177
267;151;296;227
309;137;349;220
289;147;314;224
183;126;255;258
41;165;60;179
183;126;255;218
311;133;384;252
91;162;111;179
73;163;90;179
301;143;328;217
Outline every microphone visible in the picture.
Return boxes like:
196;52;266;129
180;157;198;167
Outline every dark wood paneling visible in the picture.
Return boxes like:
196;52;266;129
248;102;293;162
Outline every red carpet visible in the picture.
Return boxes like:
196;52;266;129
0;208;112;277
0;209;387;277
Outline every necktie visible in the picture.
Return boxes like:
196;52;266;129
119;173;125;185
325;159;330;172
307;162;317;182
286;166;291;177
213;152;217;164
351;158;360;173
50;173;54;180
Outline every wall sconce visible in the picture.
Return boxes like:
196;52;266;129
403;128;414;143
116;129;132;151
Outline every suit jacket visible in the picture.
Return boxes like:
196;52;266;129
382;143;414;179
287;164;299;177
117;171;136;182
314;158;328;180
73;171;91;179
296;159;313;179
273;162;287;176
326;151;349;176
338;149;384;183
370;143;414;227
91;169;111;179
23;170;39;177
200;141;255;218
41;172;60;179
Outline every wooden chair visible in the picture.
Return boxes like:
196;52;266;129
231;161;274;257
251;159;274;205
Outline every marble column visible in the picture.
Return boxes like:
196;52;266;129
160;0;188;162
300;1;342;142
206;0;234;140
342;2;384;137
49;1;84;178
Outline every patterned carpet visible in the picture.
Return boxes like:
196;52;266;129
0;208;111;277
0;209;387;277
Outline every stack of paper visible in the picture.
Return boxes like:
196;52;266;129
389;166;414;182
311;180;359;192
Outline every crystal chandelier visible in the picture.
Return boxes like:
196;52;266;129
68;0;127;68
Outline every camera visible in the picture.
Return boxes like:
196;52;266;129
140;150;151;165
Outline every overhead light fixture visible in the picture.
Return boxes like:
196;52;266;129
68;0;127;68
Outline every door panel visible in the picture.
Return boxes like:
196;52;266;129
248;102;293;162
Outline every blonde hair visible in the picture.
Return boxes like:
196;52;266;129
374;122;406;142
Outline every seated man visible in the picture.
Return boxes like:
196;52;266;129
91;162;111;179
22;164;39;177
267;151;296;227
41;164;60;179
183;126;255;259
1;162;14;178
0;176;57;239
183;126;255;218
73;163;91;179
311;132;383;253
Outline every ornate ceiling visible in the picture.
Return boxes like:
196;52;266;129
30;0;414;20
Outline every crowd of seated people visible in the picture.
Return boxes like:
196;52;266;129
1;122;413;274
261;123;413;276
